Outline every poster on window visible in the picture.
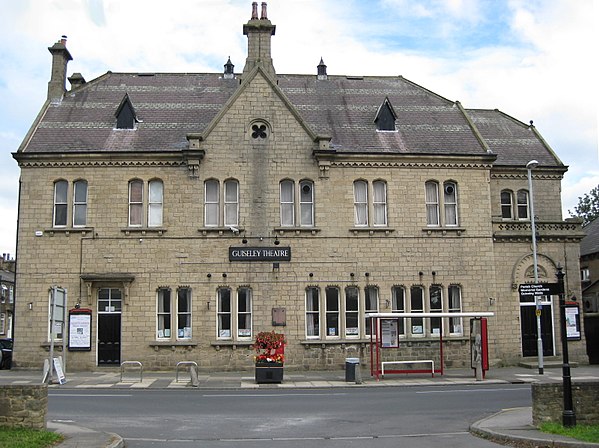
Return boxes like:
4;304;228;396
381;319;398;348
68;308;92;351
565;303;581;340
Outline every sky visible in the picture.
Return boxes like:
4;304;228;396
0;0;597;258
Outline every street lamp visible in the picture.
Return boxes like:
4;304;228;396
526;159;543;375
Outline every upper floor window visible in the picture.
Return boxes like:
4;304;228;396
425;180;459;227
148;180;164;227
353;180;387;227
53;179;88;228
374;97;397;131
501;189;529;220
443;182;458;226
73;180;88;227
128;180;143;227
516;190;530;220
115;93;137;130
280;179;315;227
53;180;68;227
129;179;163;227
581;268;590;282
205;179;239;227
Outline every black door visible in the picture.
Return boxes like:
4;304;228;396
520;304;554;357
98;314;121;365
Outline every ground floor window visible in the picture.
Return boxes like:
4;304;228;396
217;287;252;340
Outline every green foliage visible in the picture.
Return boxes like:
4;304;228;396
569;184;599;226
0;427;63;448
539;422;599;443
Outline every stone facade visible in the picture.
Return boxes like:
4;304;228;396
11;4;586;372
532;382;599;426
0;385;48;429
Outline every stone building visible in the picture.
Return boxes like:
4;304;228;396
0;254;15;340
12;3;586;371
581;217;599;363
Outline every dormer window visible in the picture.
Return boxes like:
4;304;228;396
115;93;138;129
374;97;397;132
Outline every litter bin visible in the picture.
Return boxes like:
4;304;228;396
0;338;13;370
345;357;360;382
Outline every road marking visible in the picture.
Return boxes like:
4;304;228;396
416;387;528;394
202;392;348;398
49;393;133;397
126;431;471;443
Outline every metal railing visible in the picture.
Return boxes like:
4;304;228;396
120;361;143;383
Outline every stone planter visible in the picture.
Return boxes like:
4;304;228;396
255;362;284;384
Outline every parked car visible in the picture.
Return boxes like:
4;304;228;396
0;338;13;369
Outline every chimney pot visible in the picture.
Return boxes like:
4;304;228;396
60;35;67;45
251;2;258;19
261;2;268;20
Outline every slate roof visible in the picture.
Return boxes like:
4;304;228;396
18;70;563;167
581;217;599;257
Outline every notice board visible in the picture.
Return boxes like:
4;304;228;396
68;308;92;351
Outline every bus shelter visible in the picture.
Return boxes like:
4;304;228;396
366;312;494;381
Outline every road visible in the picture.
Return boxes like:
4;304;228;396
49;384;531;447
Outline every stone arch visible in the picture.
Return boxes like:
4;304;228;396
511;253;558;289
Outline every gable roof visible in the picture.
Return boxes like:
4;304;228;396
14;69;563;167
581;217;599;257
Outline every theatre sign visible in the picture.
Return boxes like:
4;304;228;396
229;247;291;262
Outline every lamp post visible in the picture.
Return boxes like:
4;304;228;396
556;266;576;426
526;159;543;375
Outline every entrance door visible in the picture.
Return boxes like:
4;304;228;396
97;288;122;365
520;303;554;357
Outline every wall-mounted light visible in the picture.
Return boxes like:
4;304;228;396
242;238;248;244
222;273;227;278
274;237;280;245
385;299;390;309
207;301;211;310
207;273;212;279
365;272;370;277
309;272;314;278
273;262;280;272
488;297;495;306
350;272;355;278
28;302;33;310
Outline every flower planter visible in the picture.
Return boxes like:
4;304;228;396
255;362;284;384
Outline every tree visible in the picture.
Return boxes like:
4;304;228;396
569;184;599;226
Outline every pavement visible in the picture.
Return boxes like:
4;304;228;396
2;363;599;448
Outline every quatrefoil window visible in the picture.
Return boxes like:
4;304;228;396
251;123;268;139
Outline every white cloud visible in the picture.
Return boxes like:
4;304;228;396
0;0;596;254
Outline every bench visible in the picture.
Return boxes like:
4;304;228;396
381;360;435;378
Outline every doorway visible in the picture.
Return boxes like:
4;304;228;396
97;288;122;365
520;300;554;357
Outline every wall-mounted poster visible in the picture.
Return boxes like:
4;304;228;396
381;319;399;348
68;308;92;351
565;303;581;340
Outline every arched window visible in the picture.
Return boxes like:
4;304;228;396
128;180;143;226
280;180;294;226
517;190;530;220
148;180;163;227
353;180;368;226
443;181;458;226
501;190;514;219
299;180;314;226
425;181;439;226
53;180;68;227
373;181;387;226
224;179;239;227
73;180;88;227
204;180;219;227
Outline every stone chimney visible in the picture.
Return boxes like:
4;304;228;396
242;2;276;78
47;35;73;101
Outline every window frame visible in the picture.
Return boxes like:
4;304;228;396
224;179;239;227
325;286;340;338
409;285;425;336
425;181;440;227
364;285;379;337
216;286;252;341
148;179;164;227
443;181;458;226
72;179;88;227
53;180;68;227
448;285;463;336
353;180;369;227
279;179;295;227
372;180;388;226
156;287;172;340
176;287;192;340
500;190;514;219
128;179;144;227
299;180;315;227
344;286;360;338
517;189;530;220
236;287;252;340
305;287;320;338
391;286;406;336
204;179;220;227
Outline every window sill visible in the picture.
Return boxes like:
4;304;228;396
46;227;94;236
198;227;245;235
149;341;197;349
422;227;465;236
121;227;166;235
301;339;372;347
274;227;321;235
301;336;468;346
349;227;395;235
210;340;253;350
